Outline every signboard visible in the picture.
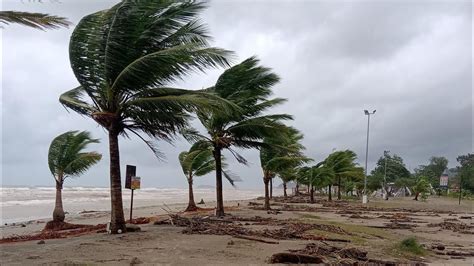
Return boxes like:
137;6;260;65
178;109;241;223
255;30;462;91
440;175;449;188
131;176;141;190
125;165;136;189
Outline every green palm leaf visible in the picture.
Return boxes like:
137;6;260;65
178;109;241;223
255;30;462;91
0;11;71;30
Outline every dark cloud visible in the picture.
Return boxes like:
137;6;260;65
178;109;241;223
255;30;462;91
2;0;472;189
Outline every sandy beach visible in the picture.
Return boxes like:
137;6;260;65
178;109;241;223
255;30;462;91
1;195;473;265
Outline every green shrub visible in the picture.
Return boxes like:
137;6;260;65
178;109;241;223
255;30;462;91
398;237;425;255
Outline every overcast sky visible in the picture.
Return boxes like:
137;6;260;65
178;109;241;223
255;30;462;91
1;0;472;190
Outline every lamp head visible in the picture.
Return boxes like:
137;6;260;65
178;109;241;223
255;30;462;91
364;110;369;115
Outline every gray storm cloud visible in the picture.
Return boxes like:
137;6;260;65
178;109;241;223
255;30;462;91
1;0;472;189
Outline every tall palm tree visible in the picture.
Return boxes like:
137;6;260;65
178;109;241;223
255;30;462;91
179;142;237;211
184;57;291;216
59;1;235;233
0;11;71;30
260;127;309;209
48;131;101;222
325;150;364;200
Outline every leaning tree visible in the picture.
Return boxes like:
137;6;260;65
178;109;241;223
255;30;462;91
184;57;291;216
48;131;101;222
260;126;308;209
179;142;237;211
60;0;235;233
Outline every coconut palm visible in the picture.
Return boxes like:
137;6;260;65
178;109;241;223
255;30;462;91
325;150;364;200
0;11;71;30
298;163;335;203
59;1;235;233
260;127;309;209
179;142;238;211
413;176;430;201
48;131;101;222
184;57;291;216
179;144;214;211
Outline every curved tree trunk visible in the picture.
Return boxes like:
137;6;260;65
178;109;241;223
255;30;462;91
214;147;225;217
108;129;126;234
328;184;332;201
414;192;419;201
337;176;341;200
283;182;288;199
269;177;273;199
185;176;197;212
310;185;314;203
53;179;65;222
264;173;271;210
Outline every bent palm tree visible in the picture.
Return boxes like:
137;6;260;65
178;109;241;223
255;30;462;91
298;163;334;203
48;131;101;222
260;127;309;209
325;150;364;200
0;11;71;30
179;142;237;211
184;57;291;216
60;1;234;233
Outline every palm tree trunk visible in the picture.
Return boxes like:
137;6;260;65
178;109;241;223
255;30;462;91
269;177;273;199
295;182;300;195
283;182;288;199
214;147;225;217
310;185;314;203
185;176;197;212
108;129;126;233
328;184;332;201
337;177;341;200
53;179;65;222
264;173;271;210
414;192;419;201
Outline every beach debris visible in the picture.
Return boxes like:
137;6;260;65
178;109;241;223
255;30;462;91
37;240;45;244
233;235;279;244
127;217;151;225
130;257;143;265
227;240;235;245
125;224;141;232
27;255;41;259
427;221;474;234
459;216;472;219
274;242;427;265
0;223;107;244
197;199;205;205
248;201;262;206
155;214;350;243
268;253;325;264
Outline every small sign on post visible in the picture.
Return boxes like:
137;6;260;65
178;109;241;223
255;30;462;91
125;165;138;221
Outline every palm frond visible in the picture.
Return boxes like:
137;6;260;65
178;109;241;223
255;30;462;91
0;11;71;30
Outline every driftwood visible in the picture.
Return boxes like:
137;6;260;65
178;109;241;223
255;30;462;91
232;235;279;244
269;253;325;264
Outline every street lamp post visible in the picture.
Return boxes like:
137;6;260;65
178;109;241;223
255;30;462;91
383;150;390;200
363;109;376;204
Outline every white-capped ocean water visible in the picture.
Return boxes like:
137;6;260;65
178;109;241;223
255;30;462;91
0;186;265;224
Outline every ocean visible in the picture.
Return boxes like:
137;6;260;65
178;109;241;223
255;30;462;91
0;186;266;224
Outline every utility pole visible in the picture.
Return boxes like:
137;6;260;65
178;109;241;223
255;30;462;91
363;109;376;204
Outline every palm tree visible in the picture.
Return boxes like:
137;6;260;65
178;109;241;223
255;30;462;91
48;131;101;222
325;150;364;200
0;11;71;30
178;142;238;211
184;57;291;216
260;127;309;209
59;1;235;233
298;163;334;203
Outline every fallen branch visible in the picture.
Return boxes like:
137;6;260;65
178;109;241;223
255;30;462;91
232;235;279;244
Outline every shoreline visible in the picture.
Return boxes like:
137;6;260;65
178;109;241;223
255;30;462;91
0;198;257;238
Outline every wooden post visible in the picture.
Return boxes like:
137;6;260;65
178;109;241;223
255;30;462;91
130;189;134;221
